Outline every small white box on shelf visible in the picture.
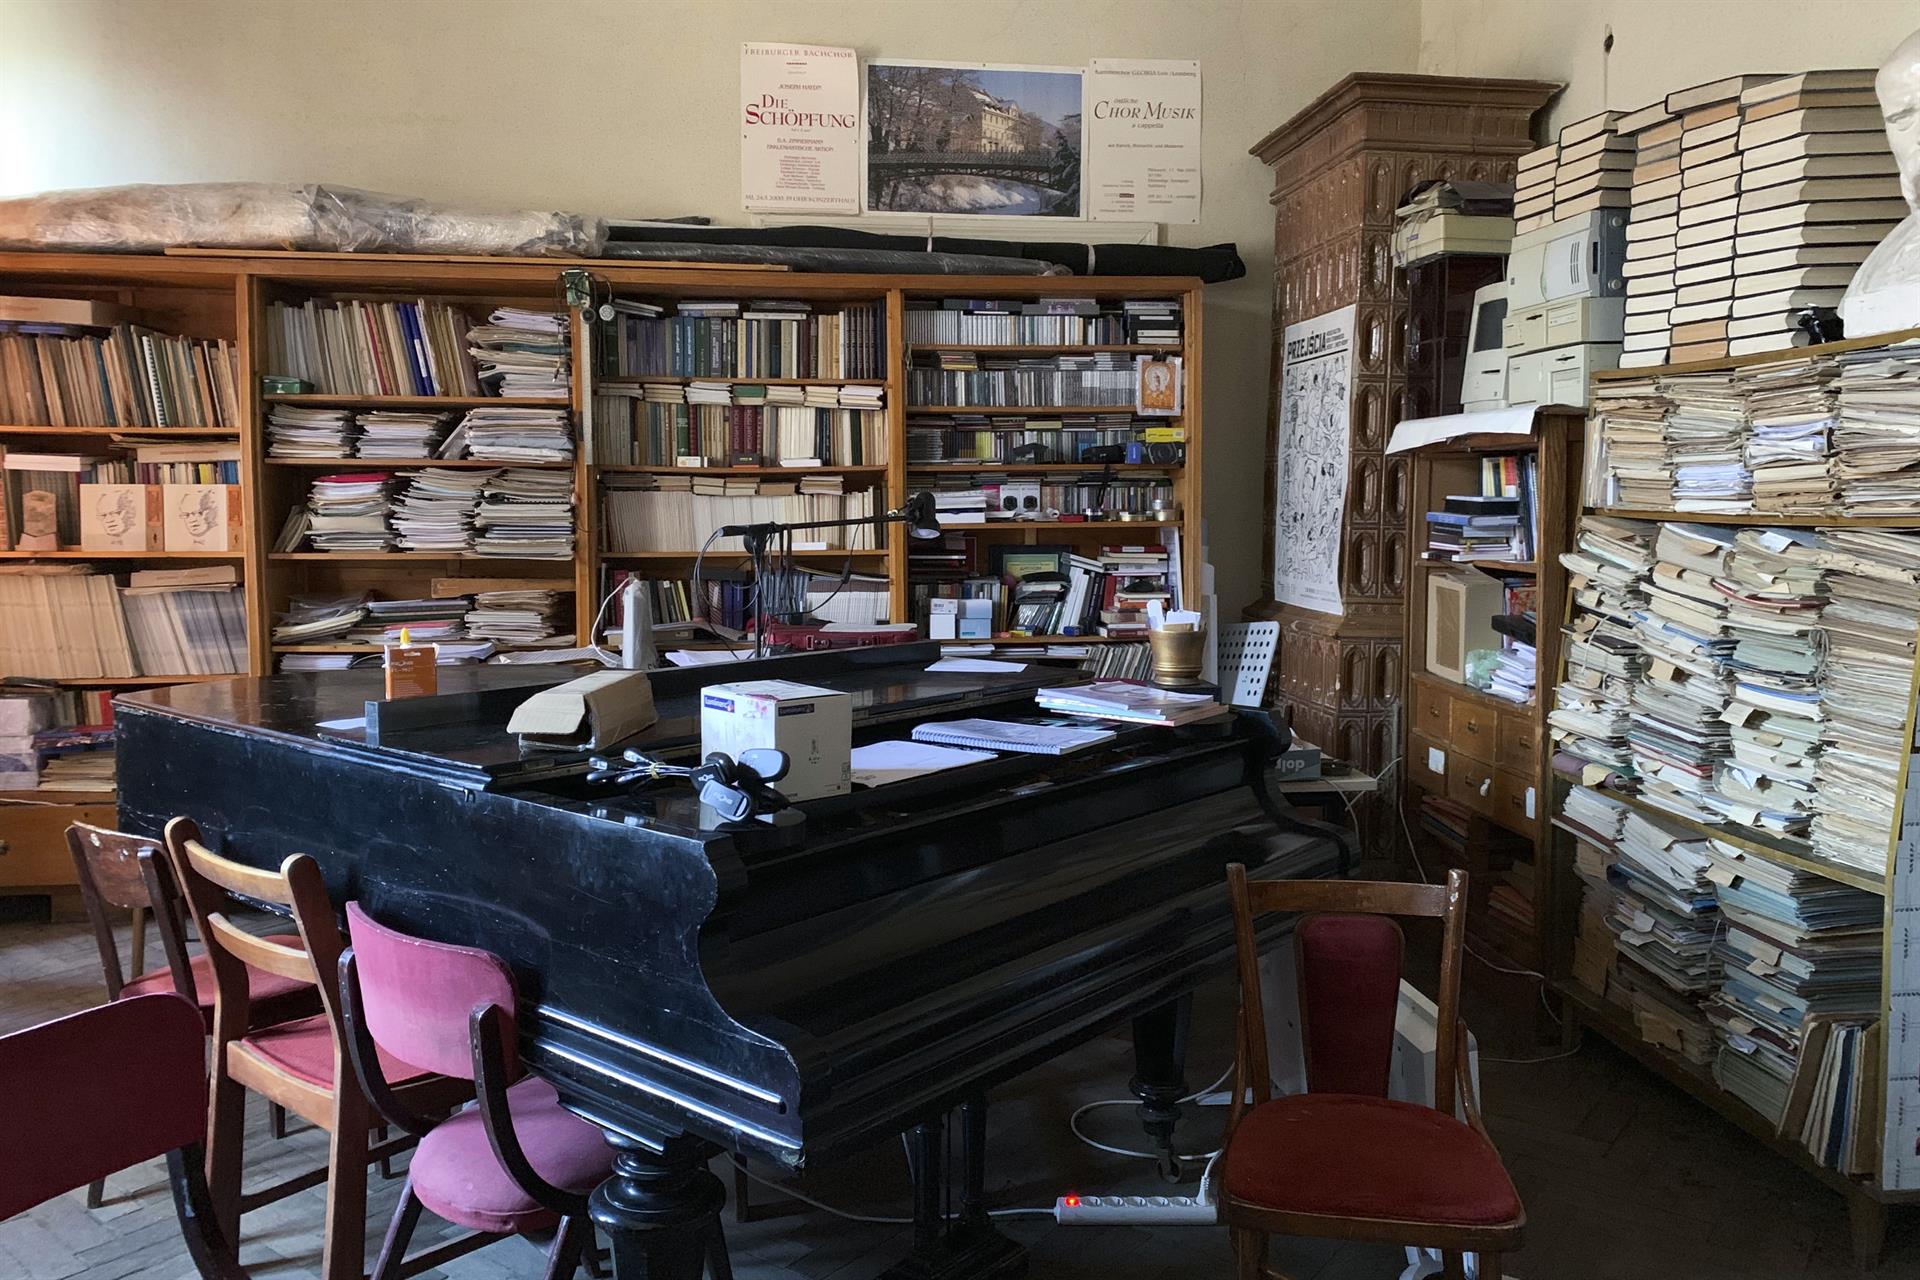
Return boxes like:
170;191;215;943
80;483;164;551
162;484;242;552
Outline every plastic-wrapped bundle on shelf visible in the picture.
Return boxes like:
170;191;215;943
0;182;606;256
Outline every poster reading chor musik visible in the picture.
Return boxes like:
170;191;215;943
740;43;861;214
1086;58;1201;223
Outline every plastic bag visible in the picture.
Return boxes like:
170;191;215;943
0;182;606;257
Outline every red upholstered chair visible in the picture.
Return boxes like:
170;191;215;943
66;821;316;1207
164;818;471;1280
0;993;249;1280
1219;867;1523;1280
339;902;639;1280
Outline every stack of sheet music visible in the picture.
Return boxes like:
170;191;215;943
354;411;453;460
1660;372;1751;512
464;589;571;646
1731;356;1838;513
1553;517;1655;781
456;407;575;463
271;594;369;643
1591;376;1672;508
390;469;490;553
1487;642;1537;704
352;598;469;645
1810;529;1920;874
1612;809;1720;997
468;307;571;399
1714;528;1827;836
304;473;394;552
1832;339;1920;515
472;469;575;559
1629;523;1740;818
1701;838;1882;1126
267;406;357;458
1562;787;1628;1001
1562;782;1632;847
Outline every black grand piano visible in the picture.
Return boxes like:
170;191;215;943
114;643;1345;1279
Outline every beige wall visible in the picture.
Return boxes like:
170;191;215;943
0;0;1423;613
1417;0;1914;133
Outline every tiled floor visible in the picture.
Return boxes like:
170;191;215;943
2;910;1915;1280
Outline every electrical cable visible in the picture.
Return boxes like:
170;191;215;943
1064;1062;1234;1165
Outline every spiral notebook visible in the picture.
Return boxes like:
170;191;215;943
909;717;1115;756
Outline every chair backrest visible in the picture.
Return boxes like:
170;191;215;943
163;817;342;1045
0;993;206;1218
343;901;518;1082
66;822;195;1001
1226;867;1467;1118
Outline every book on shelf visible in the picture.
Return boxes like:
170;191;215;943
907;413;1175;465
593;298;885;380
903;297;1182;347
0;322;241;429
907;352;1143;409
264;298;483;397
591;382;885;467
600;476;876;554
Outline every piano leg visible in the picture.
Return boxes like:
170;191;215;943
880;1100;1026;1280
590;1132;727;1280
1129;996;1193;1184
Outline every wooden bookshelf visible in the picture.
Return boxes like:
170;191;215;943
0;254;1205;905
1400;408;1584;1000
1552;332;1920;1256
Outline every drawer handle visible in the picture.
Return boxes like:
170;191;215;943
1478;778;1492;797
1465;719;1480;733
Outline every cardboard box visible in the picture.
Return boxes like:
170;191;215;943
162;484;242;552
700;680;850;801
507;670;658;750
0;736;38;791
1275;737;1324;781
956;598;993;640
80;483;164;551
929;597;960;641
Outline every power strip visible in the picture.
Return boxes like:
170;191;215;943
1053;1194;1216;1224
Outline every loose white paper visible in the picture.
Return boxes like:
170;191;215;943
851;740;998;787
927;658;1028;673
666;648;756;667
1086;59;1202;223
1273;305;1356;616
1384;405;1538;455
740;43;862;214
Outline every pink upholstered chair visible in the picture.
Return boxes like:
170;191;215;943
339;902;640;1280
0;993;249;1279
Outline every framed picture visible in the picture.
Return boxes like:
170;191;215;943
865;60;1084;217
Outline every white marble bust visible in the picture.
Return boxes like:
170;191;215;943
1840;27;1920;337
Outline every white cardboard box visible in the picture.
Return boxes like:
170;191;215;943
163;484;242;552
700;679;851;802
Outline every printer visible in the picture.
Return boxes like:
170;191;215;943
1500;210;1628;408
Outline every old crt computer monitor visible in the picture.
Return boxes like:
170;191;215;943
1462;281;1508;411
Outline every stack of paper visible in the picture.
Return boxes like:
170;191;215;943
390;469;490;553
354;597;468;645
1714;528;1827;836
464;589;571;645
1628;523;1739;818
1810;529;1920;874
1608;809;1720;996
1832;340;1920;515
458;407;575;463
355;411;453;460
1591;376;1672;507
271;594;369;643
1562;783;1633;846
305;472;394;552
267;406;356;458
1738;356;1839;513
1571;828;1622;1001
1033;680;1228;727
472;468;576;559
1660;372;1751;512
468;307;570;399
1488;641;1537;704
1700;838;1882;1124
1552;517;1654;779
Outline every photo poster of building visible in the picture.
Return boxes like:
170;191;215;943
864;60;1083;217
1272;305;1357;617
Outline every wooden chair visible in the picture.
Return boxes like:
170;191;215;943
65;821;315;1207
1219;867;1523;1280
163;817;470;1280
0;993;250;1280
340;902;634;1280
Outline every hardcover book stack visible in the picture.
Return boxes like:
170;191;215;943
1512;141;1558;236
1731;71;1901;357
1618;99;1683;369
1553;111;1632;223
